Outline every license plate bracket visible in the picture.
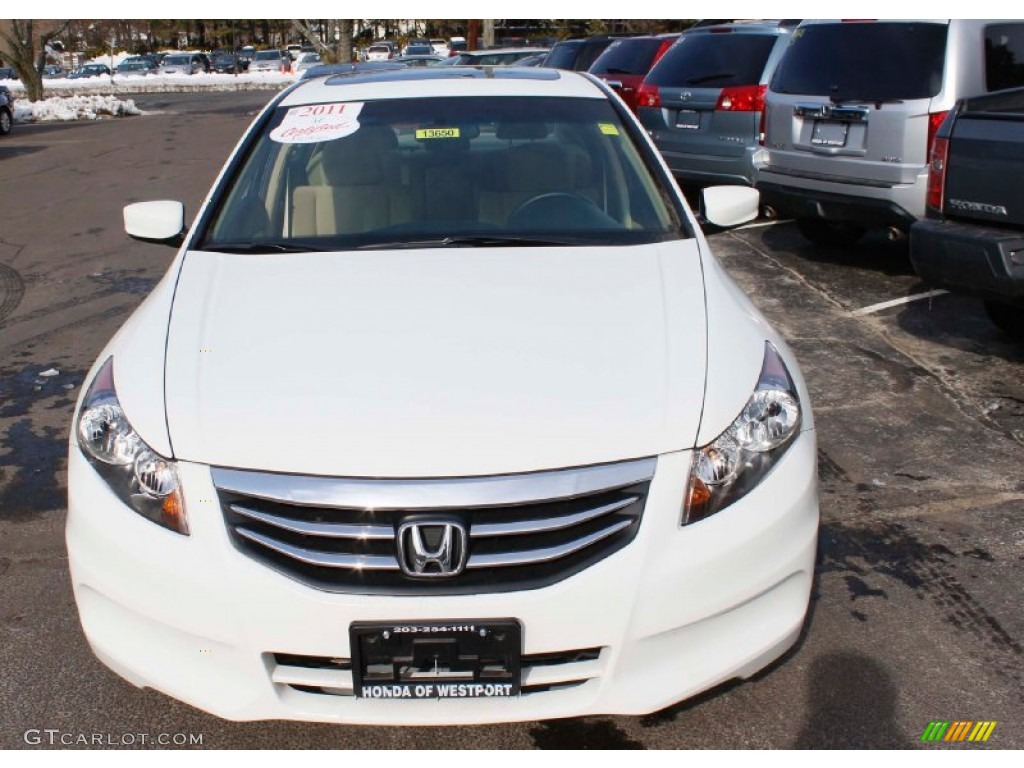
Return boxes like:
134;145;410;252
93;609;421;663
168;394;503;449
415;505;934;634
350;619;521;699
676;109;700;129
811;120;849;147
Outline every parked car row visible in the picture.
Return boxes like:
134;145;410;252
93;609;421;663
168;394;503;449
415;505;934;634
0;46;304;84
594;19;1024;250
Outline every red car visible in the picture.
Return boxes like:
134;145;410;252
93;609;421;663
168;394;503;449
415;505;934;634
588;34;679;112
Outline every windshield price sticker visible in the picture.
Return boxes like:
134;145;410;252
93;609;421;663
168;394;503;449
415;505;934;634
598;122;620;136
415;127;461;140
270;102;364;143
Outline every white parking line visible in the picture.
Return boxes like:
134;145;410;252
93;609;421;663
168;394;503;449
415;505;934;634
734;218;792;231
849;289;949;317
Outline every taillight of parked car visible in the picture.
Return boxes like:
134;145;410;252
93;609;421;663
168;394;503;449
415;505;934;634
926;133;949;213
715;84;766;113
636;82;660;108
927;110;949;162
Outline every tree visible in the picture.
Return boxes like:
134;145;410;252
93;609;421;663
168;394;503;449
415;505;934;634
292;19;353;63
0;20;72;101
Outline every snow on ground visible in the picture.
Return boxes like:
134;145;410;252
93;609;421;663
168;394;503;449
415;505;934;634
3;74;291;126
12;94;142;123
0;56;294;123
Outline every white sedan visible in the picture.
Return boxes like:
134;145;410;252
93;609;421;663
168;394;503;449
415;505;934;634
67;67;818;725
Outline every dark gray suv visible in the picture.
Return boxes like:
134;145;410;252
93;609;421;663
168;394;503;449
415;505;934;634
636;20;799;189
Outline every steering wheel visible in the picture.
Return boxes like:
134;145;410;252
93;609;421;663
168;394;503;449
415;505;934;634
510;191;597;222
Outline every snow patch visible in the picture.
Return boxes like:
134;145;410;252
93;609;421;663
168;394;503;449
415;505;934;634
13;95;142;123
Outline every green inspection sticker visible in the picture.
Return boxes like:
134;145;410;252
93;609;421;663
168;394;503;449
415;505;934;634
598;123;620;136
415;127;461;139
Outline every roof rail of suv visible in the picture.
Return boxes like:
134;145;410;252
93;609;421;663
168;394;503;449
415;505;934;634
690;19;802;29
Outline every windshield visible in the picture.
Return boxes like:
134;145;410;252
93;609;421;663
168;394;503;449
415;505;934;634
118;62;147;70
771;22;948;100
199;95;684;251
256;51;280;60
163;55;189;65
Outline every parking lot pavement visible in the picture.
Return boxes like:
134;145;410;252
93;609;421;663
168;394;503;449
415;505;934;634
0;93;1021;748
711;225;1023;743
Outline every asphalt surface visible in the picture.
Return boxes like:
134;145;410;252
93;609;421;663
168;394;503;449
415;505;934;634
0;91;1021;750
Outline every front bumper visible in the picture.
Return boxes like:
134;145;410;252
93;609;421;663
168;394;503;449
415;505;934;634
66;431;818;725
910;218;1024;302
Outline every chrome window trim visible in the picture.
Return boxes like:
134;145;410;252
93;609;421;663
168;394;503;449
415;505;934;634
212;458;657;511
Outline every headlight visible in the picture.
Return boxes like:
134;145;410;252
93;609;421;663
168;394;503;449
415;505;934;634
76;357;189;535
683;342;801;525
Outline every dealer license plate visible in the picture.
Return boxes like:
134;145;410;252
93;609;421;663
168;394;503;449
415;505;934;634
676;109;700;129
811;120;848;147
350;619;521;699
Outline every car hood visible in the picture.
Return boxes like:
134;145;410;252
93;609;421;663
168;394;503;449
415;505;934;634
164;241;708;477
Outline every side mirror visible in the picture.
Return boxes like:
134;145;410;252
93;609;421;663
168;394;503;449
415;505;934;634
124;201;186;246
701;186;760;229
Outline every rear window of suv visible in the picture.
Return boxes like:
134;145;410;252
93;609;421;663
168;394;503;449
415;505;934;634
771;22;948;100
544;41;584;70
645;33;777;88
985;24;1024;92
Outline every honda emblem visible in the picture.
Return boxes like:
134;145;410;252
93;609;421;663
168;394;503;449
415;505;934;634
397;519;468;578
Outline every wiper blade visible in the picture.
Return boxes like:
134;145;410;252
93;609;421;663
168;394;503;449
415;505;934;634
684;72;735;85
199;241;327;253
442;235;587;247
355;235;584;250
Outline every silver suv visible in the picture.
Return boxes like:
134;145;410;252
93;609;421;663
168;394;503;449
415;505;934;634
756;19;1024;246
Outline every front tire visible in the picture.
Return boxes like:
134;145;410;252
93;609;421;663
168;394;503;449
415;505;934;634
984;300;1024;341
796;219;866;248
0;107;12;136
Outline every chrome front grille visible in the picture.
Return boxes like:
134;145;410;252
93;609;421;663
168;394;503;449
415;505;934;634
213;458;654;594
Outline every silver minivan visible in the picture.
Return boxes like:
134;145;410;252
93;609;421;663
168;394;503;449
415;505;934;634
757;19;1024;246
